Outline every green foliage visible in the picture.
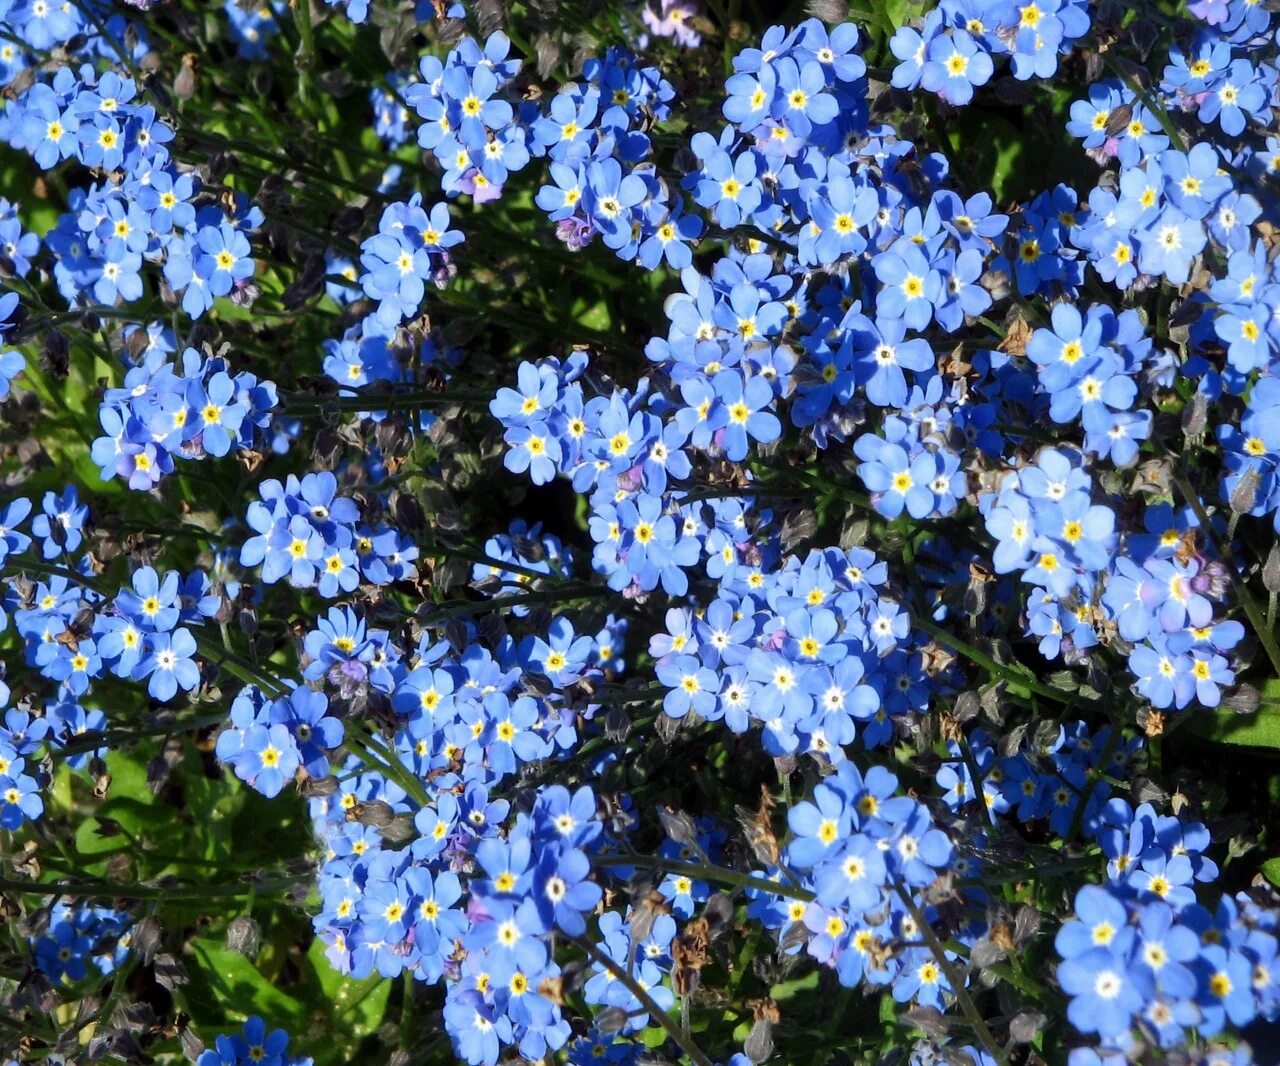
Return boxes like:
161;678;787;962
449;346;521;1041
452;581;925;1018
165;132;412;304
1184;681;1280;749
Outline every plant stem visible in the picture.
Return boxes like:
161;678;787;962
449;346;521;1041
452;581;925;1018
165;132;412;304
590;852;813;902
568;933;715;1066
893;883;1007;1065
345;727;431;808
914;617;1090;708
293;0;316;107
0;875;300;901
1168;467;1280;678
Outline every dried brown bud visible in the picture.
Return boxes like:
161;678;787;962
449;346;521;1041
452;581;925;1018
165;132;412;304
174;54;198;100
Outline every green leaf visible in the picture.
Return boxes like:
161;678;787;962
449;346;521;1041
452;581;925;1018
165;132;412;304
186;934;308;1030
302;937;391;1066
947;114;1024;203
181;754;247;863
879;993;897;1025
73;748;170;860
771;970;819;1001
1185;683;1280;749
880;0;912;33
641;1021;670;1048
576;298;612;332
1263;858;1280;888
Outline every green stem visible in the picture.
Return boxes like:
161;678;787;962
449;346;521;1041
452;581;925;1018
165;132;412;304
49;711;228;761
958;854;1101;887
408;582;616;626
192;632;290;697
282;389;490;414
0;875;300;901
1101;53;1187;152
976;315;1008;339
913;617;1087;708
1168;467;1280;678
422;538;568;584
590;852;813;902
568;933;715;1066
294;0;316;107
346;728;431;808
1061;724;1118;843
893;883;1007;1065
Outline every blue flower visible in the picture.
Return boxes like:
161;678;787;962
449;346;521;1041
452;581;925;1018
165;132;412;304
270;686;343;778
850;315;936;408
803;170;876;266
1197;59;1268;136
872;245;942;330
444;989;511;1066
134;628;200;702
503;423;562;485
1137;208;1205;284
774;57;838;137
889;13;943;91
1056;885;1132;960
854;437;942;519
657;654;718;718
531;846;600;936
19;83;80;169
1058;946;1144;1039
0;762;44;829
187;372;247;458
1129;637;1194;710
690;130;761;229
116;566;181;632
712;369;780;461
586;158;648;253
0;348;24;400
31;487;88;560
723;64;777;128
1161;143;1232;220
920;30;993;105
195;221;254;298
232;723;301;798
196;1017;293;1066
525;616;594;685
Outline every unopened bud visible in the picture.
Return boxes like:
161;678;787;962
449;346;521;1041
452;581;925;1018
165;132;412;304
1229;467;1261;515
225;916;262;958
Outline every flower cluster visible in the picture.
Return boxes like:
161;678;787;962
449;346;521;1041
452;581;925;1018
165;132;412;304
215;684;343;798
0;0;139;59
3;2;1280;1065
403;32;530;203
358;195;464;328
196;1017;313;1066
320;0;460;26
1056;880;1278;1048
3;62;263;318
238;471;417;595
91;342;279;488
892;0;1092;99
398;27;689;263
934;722;1133;837
310;778;603;1064
769;762;955;1000
32;902;133;984
0;703;43;830
650;546;925;756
